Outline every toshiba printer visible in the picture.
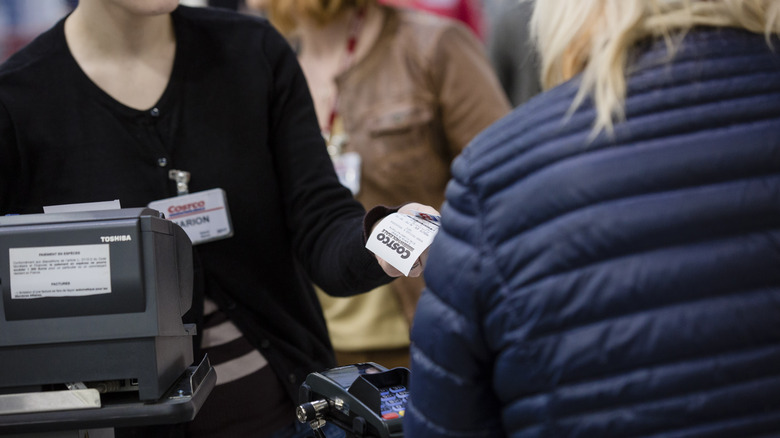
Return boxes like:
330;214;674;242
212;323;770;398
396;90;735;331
0;208;215;436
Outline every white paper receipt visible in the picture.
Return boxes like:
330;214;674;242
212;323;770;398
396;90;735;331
9;244;112;299
366;212;441;276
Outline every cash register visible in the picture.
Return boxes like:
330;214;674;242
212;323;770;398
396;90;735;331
0;208;215;437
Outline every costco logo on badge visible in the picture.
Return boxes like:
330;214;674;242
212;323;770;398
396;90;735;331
168;201;206;217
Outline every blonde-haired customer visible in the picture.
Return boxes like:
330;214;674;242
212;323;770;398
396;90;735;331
405;1;780;436
249;0;510;370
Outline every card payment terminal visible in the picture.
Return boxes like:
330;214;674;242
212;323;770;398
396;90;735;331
297;363;410;438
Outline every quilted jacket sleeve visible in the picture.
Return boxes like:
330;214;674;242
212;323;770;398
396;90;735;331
404;141;505;437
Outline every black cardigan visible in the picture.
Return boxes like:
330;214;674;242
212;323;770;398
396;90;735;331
0;5;393;403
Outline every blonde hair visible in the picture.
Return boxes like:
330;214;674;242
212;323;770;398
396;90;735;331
267;0;373;35
530;0;780;136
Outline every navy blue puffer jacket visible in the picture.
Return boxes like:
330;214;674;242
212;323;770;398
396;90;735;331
404;28;780;438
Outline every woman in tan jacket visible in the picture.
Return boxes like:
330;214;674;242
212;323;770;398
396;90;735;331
249;0;511;369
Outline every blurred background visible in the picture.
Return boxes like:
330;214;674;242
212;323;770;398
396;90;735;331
0;0;74;62
0;0;520;75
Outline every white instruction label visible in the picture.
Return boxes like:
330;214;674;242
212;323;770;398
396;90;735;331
365;213;440;276
9;244;112;299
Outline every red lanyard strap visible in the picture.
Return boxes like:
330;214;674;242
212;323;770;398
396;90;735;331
323;7;366;139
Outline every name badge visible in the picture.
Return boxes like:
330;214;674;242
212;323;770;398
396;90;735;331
148;188;233;245
332;152;361;195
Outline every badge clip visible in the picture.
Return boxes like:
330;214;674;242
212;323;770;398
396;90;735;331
169;170;191;196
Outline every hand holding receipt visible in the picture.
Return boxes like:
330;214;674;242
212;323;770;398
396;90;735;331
367;203;441;277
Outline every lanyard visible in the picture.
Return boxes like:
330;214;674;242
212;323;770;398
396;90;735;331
322;7;366;150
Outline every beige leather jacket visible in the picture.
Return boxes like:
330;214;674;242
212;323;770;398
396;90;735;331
335;6;511;322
